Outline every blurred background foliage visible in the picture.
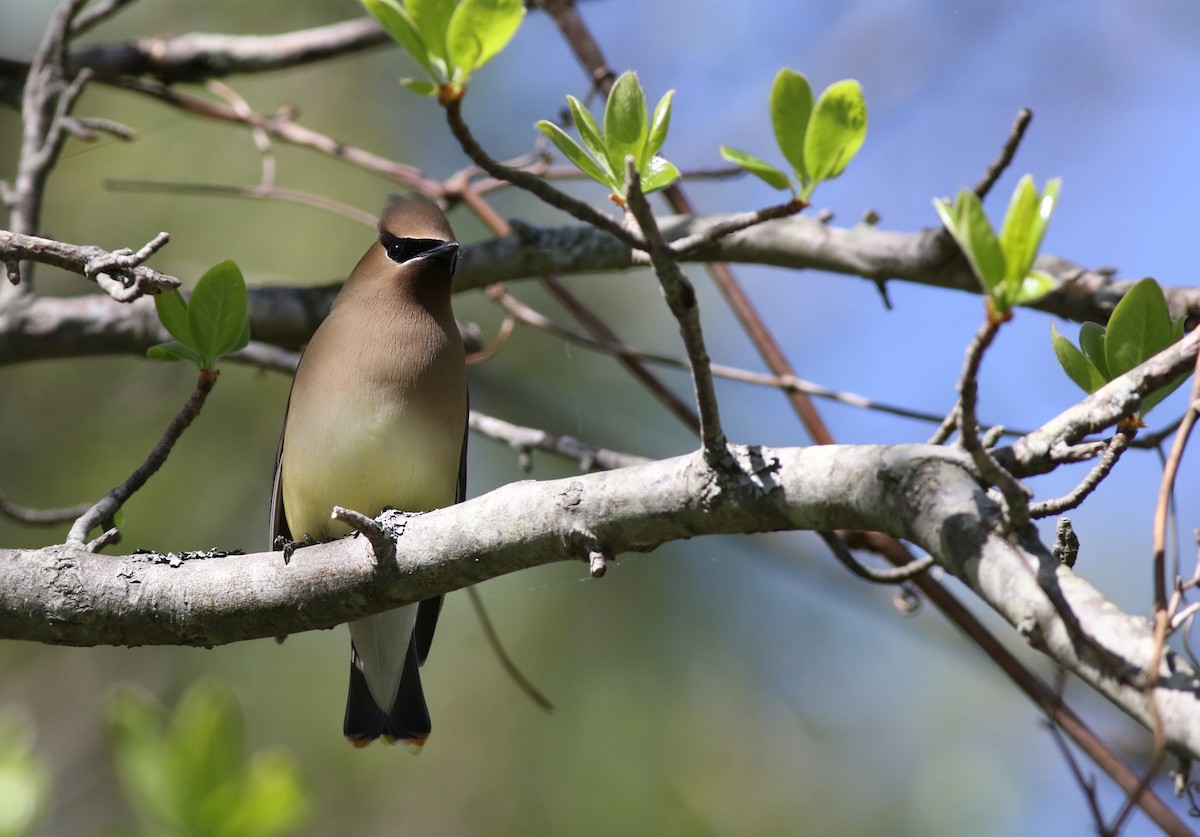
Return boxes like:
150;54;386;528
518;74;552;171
2;0;1199;834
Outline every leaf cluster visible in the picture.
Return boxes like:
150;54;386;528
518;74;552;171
148;260;251;370
106;682;309;837
720;68;867;201
536;71;679;202
934;175;1059;318
362;0;525;99
1052;278;1188;417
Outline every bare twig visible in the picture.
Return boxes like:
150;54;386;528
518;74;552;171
468;411;648;473
956;318;1032;524
7;0;92;295
624;161;726;462
0;495;91;526
973;108;1034;200
331;506;393;565
67;368;219;549
112;78;442;195
465;587;554;712
0;228;179;299
1153;353;1200;614
493;287;967;428
107;180;378;227
75;18;389;83
817;532;935;584
69;0;139;35
670;200;806;256
1030;430;1133;519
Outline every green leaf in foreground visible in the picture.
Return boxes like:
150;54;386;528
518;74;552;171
362;0;435;78
1104;277;1174;378
933;189;1005;294
770;67;813;185
1051;278;1189;417
446;0;525;77
720;145;791;191
802;79;867;195
604;71;649;178
1051;324;1106;394
536;120;612;187
186;260;250;361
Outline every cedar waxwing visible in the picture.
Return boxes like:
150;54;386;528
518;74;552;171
270;193;467;750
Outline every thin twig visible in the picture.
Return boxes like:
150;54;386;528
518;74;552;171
1043;676;1110;834
973;108;1034;200
957;318;1032;524
670;200;806;256
112;78;442;195
107;180;378;227
817;532;934;584
0;495;91;526
468;411;648;473
69;0;140;35
442;96;643;250
623;160;726;462
466;587;554;713
0;228;180;298
1153;352;1200;615
331;506;393;565
67;368;219;549
493;288;971;428
7;0;92;295
1029;430;1133;519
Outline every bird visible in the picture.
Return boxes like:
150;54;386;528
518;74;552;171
269;193;467;751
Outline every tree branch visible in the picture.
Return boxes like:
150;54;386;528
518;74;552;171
0;228;179;300
3;442;1198;760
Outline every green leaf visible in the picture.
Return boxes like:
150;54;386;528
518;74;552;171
400;78;439;97
1105;277;1174;378
1051;324;1107;394
1011;270;1056;305
802;79;867;192
933;190;1005;294
187;260;249;364
153;289;192;345
646;89;675;161
1139;371;1191;416
147;340;205;365
603;71;648;184
566;96;612;178
998;175;1060;283
719;145;791;191
769;67;813;186
446;0;525;77
639;156;680;194
362;0;435;79
1078;321;1109;379
536;120;612;187
406;0;456;61
998;175;1039;282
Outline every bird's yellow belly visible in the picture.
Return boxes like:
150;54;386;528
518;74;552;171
280;395;461;543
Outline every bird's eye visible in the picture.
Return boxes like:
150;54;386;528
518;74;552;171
380;232;447;264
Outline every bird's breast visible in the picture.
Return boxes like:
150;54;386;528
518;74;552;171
279;307;466;543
